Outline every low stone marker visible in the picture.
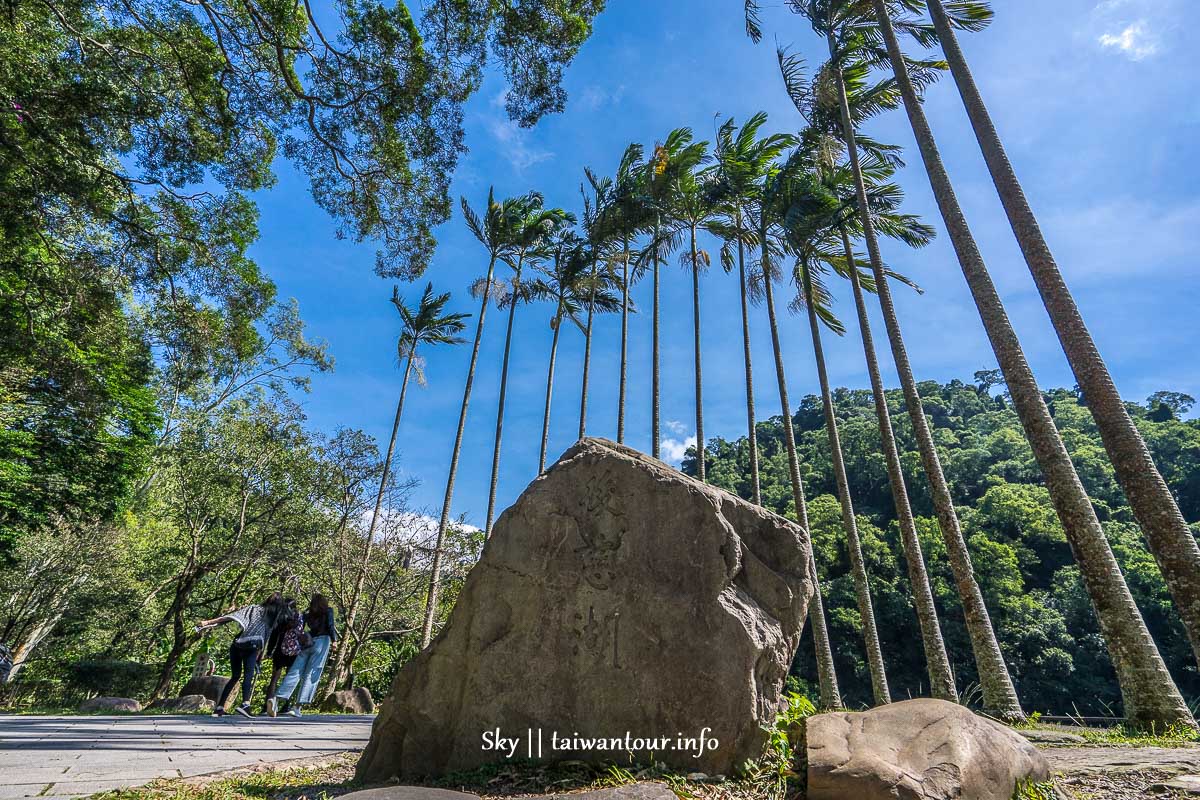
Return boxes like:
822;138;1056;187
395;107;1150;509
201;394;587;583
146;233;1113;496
356;438;816;781
806;698;1050;800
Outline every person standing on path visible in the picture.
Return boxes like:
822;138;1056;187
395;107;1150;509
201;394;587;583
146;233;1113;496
261;599;303;717
195;592;289;717
276;593;337;718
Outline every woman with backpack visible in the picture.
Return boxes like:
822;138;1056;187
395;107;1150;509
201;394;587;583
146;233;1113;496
194;592;289;717
261;598;302;717
275;593;337;718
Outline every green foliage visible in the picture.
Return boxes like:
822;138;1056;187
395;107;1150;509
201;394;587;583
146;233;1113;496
1075;721;1200;746
67;660;160;699
697;378;1200;716
1011;779;1056;800
0;247;159;557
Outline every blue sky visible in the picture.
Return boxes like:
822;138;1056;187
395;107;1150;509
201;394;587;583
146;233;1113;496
251;0;1200;528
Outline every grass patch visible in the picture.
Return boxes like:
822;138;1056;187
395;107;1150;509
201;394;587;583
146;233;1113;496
1073;722;1199;748
88;753;359;800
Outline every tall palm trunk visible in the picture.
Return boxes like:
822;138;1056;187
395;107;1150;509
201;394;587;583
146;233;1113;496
652;215;662;458
761;225;841;709
421;254;497;646
348;351;415;670
827;41;1023;722
484;260;524;538
539;302;565;473
839;228;958;703
579;255;599;439
689;223;705;481
737;236;762;505
871;0;1193;729
927;0;1200;671
618;238;630;444
800;260;891;706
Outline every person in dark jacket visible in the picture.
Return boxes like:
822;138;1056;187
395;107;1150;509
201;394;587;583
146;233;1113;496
195;592;289;717
276;593;337;717
260;598;300;717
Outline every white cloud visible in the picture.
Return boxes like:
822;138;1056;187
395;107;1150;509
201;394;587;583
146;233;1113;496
578;84;626;111
664;419;687;436
357;509;479;544
659;435;696;466
487;118;554;171
1098;20;1159;60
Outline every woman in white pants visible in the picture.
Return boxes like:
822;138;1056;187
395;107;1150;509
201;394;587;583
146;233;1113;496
276;593;337;717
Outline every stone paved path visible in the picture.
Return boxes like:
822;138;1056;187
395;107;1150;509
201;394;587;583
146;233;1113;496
1045;744;1200;774
0;714;374;799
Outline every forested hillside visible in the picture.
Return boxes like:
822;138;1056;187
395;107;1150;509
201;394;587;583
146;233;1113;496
692;375;1200;715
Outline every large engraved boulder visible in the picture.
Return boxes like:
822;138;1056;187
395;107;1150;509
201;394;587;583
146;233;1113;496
356;438;815;781
806;699;1050;800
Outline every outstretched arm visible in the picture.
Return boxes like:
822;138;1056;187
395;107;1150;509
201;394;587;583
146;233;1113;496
194;616;232;633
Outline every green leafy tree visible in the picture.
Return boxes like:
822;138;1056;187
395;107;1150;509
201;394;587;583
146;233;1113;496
482;200;573;536
576;167;627;438
773;155;896;705
757;158;842;709
352;284;467;676
590;144;648;446
865;0;1193;729
532;233;600;471
422;188;533;646
921;0;1200;675
642;130;706;457
708;113;796;505
664;136;715;481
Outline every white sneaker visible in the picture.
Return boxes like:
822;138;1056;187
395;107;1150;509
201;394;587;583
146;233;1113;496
234;703;252;718
266;698;277;718
285;707;301;718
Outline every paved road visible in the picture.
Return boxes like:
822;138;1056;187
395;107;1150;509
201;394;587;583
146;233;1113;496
0;714;375;799
1045;743;1200;774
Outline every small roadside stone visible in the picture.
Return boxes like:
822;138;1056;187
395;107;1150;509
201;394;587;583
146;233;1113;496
78;696;142;713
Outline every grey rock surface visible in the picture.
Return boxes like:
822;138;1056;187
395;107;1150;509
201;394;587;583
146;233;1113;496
149;694;214;713
806;699;1050;800
321;687;375;714
78;697;142;713
357;438;815;780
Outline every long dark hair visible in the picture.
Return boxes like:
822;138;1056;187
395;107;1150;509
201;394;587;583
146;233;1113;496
305;593;331;635
261;591;289;630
